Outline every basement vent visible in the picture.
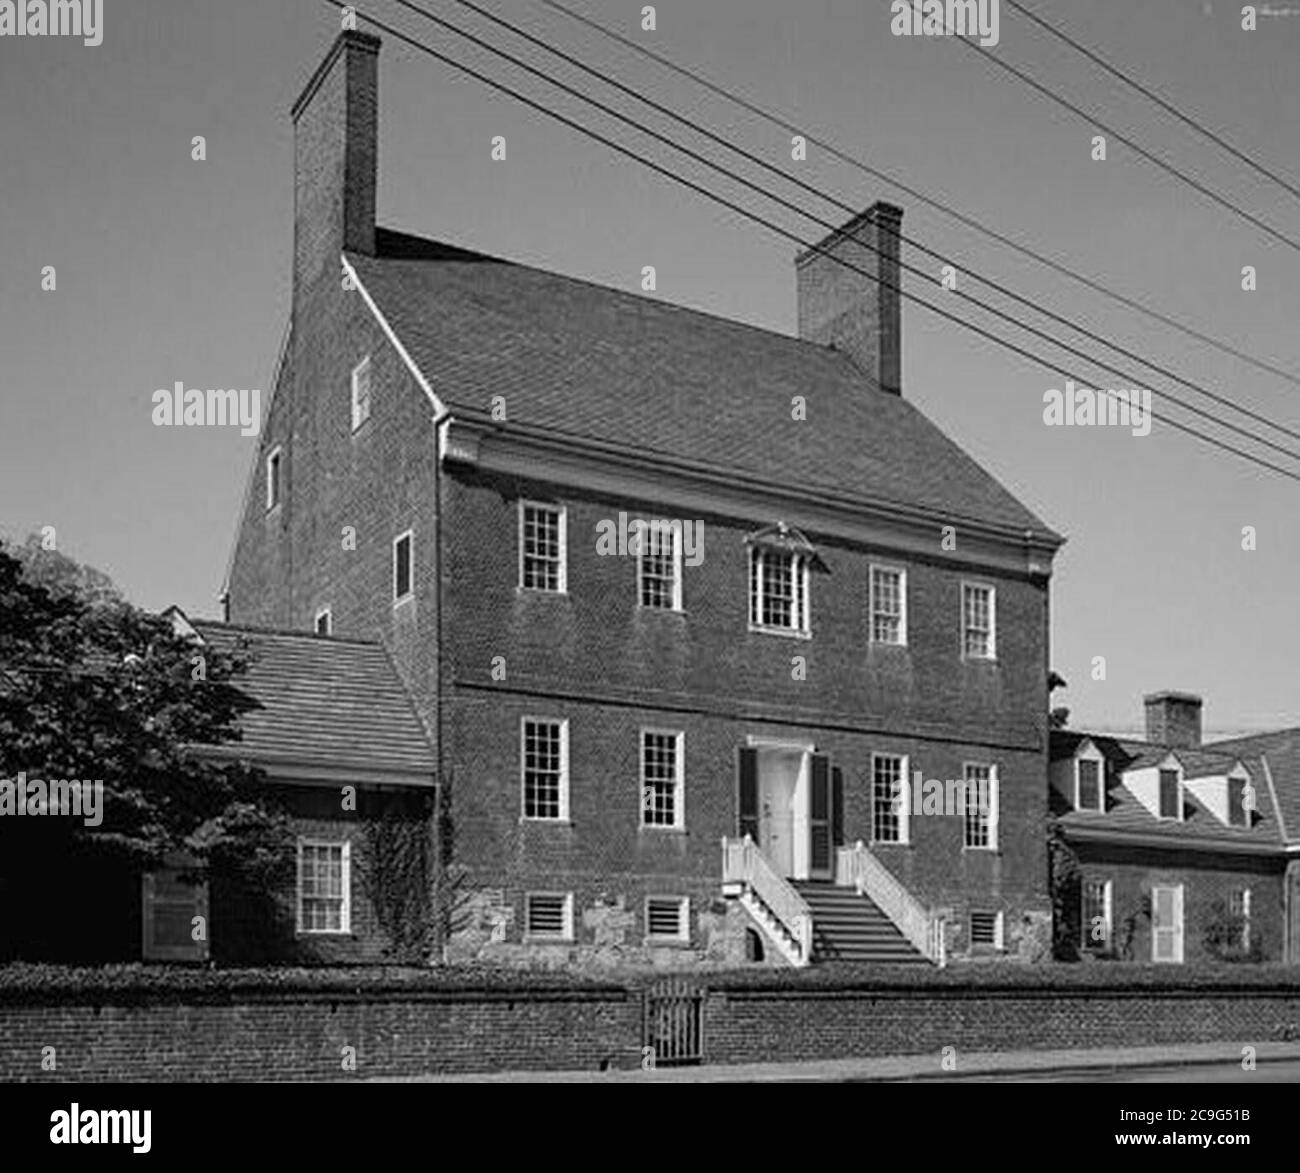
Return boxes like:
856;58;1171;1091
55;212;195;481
969;911;1002;948
525;892;571;939
646;896;689;943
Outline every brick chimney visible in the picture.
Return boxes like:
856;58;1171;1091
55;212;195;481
796;202;903;394
1144;691;1202;748
291;31;380;291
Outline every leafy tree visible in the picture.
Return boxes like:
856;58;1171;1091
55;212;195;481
0;537;286;962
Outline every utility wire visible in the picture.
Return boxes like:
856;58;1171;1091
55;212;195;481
420;0;1300;446
540;0;1300;389
318;0;1300;483
375;0;1300;463
1004;0;1300;205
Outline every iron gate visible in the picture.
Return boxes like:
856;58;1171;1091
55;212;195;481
643;977;705;1066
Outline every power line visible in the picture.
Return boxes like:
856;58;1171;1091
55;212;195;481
920;0;1300;255
373;0;1300;465
1004;0;1300;205
320;0;1300;483
418;0;1300;448
539;0;1300;390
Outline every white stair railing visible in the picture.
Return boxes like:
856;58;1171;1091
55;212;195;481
721;836;813;965
836;840;947;967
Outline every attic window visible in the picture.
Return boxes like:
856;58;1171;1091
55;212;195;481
265;446;282;512
747;524;821;636
1228;775;1249;827
1158;768;1181;820
1077;758;1101;812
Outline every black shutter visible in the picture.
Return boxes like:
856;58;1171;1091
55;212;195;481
832;765;844;849
737;747;759;841
810;754;831;876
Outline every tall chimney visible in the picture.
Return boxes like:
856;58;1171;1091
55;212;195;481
1144;691;1202;749
291;31;380;291
796;202;903;394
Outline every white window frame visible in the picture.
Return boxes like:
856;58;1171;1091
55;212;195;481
265;445;282;512
296;838;351;935
962;762;999;851
351;355;372;431
518;501;567;593
1151;883;1185;963
961;580;997;661
869;563;907;646
640;728;685;830
1228;773;1250;827
393;529;414;605
1075;754;1103;813
1081;877;1113;951
871;752;910;846
749;546;811;637
520;716;570;822
1231;887;1252;950
636;522;684;612
524;891;574;941
314;606;332;636
644;895;690;945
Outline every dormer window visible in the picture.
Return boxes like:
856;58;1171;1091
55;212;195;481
1158;767;1181;820
1228;775;1249;827
1076;758;1101;812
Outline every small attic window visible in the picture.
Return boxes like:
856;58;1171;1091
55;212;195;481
1077;758;1101;812
265;446;282;511
351;356;372;431
1158;768;1181;820
1228;775;1249;827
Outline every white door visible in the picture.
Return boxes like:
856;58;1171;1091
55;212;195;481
758;752;799;877
1152;885;1184;963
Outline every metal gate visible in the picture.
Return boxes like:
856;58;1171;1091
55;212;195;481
643;977;705;1067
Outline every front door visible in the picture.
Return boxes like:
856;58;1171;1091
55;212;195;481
758;750;799;877
737;746;841;881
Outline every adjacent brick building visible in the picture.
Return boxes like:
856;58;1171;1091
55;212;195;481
216;31;1066;969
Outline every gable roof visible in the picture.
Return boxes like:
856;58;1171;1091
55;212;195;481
347;229;1062;542
1049;730;1283;850
189;619;435;785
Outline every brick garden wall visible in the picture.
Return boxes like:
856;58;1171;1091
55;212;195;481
5;971;1300;1081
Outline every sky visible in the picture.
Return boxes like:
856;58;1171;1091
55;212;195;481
1;0;1298;737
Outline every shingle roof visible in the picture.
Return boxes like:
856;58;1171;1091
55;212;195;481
1050;730;1282;848
1208;728;1300;843
348;229;1061;539
190;620;435;782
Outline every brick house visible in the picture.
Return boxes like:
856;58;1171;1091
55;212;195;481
1051;692;1300;964
217;31;1065;969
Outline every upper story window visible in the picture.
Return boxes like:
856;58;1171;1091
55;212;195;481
351;355;372;431
869;565;906;646
962;582;996;659
747;523;819;636
1158;767;1181;819
520;502;566;592
265;446;282;512
393;530;413;604
638;523;682;610
1228;775;1249;826
1077;758;1102;811
522;717;569;821
641;729;684;829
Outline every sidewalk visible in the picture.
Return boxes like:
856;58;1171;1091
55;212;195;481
373;1040;1300;1082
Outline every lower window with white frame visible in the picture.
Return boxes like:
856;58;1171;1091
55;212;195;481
297;839;351;934
1081;877;1113;952
645;895;690;944
525;892;574;940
